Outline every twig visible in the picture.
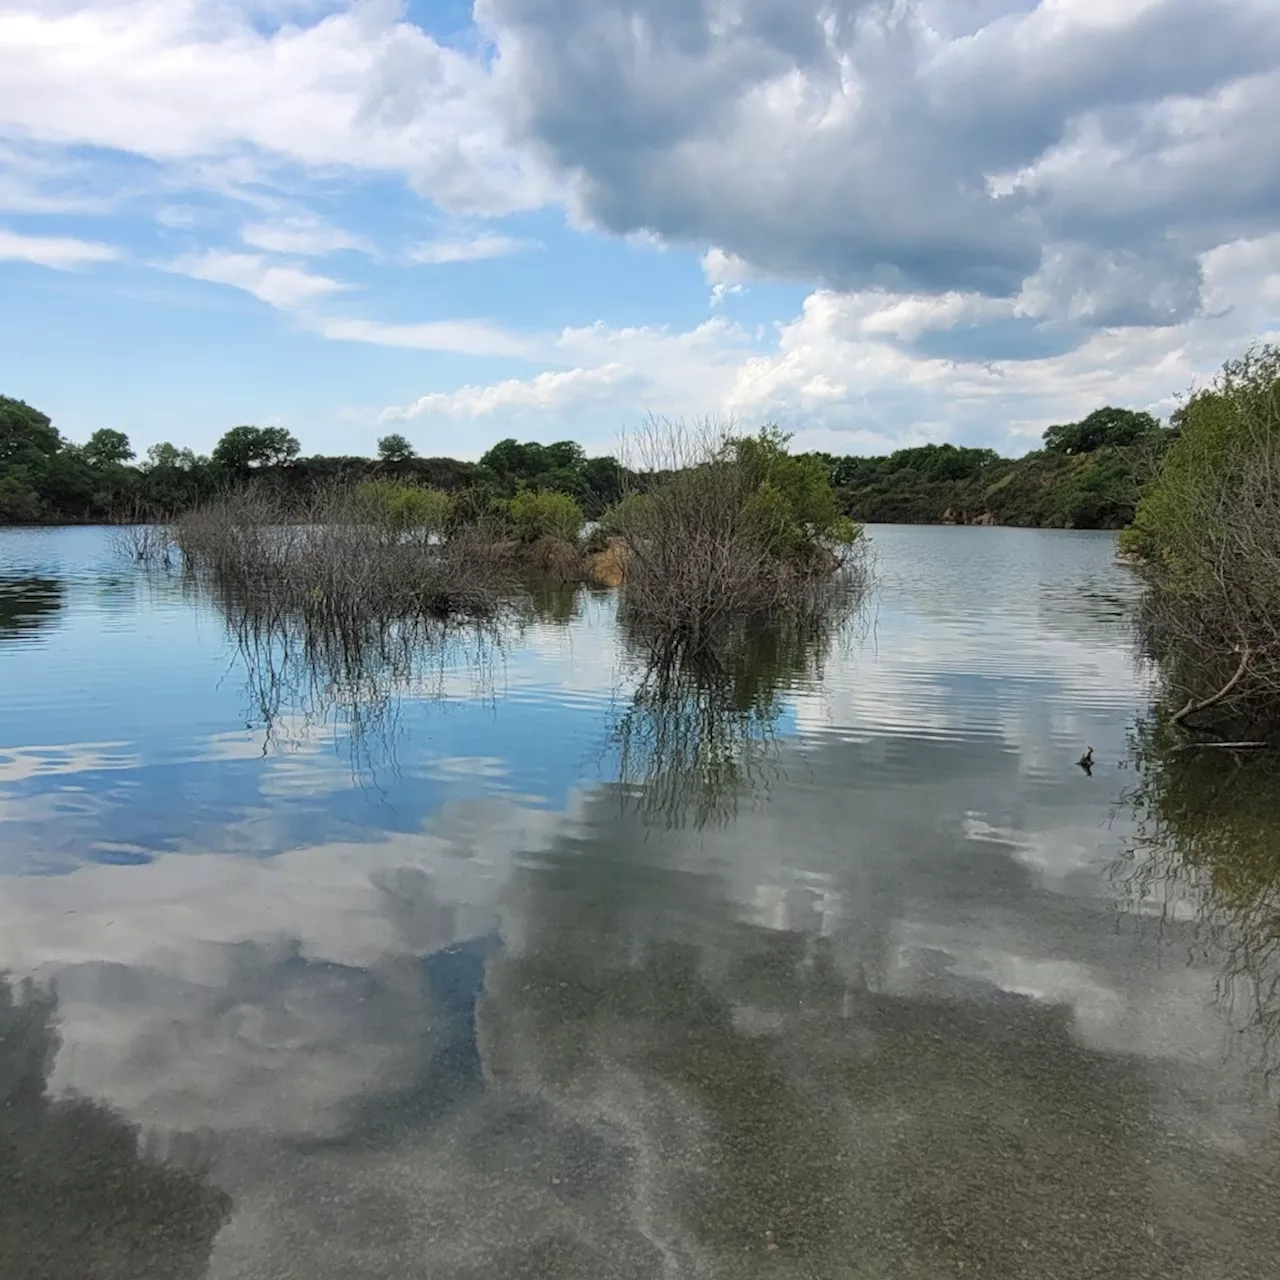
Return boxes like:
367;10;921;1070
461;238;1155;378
1171;644;1254;729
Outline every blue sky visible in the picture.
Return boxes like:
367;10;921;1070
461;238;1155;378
2;0;1280;461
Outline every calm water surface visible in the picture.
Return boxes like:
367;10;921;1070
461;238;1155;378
1;524;1278;1279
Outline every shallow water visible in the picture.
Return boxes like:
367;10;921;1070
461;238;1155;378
1;524;1277;1279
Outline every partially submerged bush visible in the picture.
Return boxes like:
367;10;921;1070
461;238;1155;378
607;419;862;652
175;484;515;620
1124;344;1280;737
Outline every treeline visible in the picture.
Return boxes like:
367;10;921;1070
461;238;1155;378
2;394;1167;530
0;405;631;525
828;407;1174;529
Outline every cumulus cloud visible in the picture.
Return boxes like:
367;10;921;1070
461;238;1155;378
5;0;1280;453
0;0;549;214
377;231;1280;453
0;226;118;268
381;364;629;421
701;246;752;305
482;0;1280;308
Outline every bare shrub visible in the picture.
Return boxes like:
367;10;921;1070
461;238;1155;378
110;523;176;568
174;484;518;621
608;416;863;654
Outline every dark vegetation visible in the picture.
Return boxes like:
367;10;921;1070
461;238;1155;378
830;407;1172;529
4;395;1167;531
1123;344;1280;744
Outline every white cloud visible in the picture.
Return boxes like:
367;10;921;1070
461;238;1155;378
241;216;369;257
0;227;118;269
701;246;751;305
174;249;349;308
409;232;539;264
317;315;535;358
374;230;1280;453
0;0;550;214
381;364;629;421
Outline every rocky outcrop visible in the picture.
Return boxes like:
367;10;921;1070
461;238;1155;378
942;507;997;526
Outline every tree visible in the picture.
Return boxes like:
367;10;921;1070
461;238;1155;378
1044;407;1160;455
82;428;133;467
212;425;300;471
0;396;61;466
377;432;415;462
145;442;198;471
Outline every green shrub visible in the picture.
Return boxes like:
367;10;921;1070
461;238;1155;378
506;489;585;543
358;481;452;539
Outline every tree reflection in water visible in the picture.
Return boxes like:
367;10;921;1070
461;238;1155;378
610;595;854;829
0;976;230;1279
206;581;507;776
0;577;63;643
1117;723;1280;1080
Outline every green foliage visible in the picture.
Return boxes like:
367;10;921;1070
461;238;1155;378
0;472;42;522
0;397;61;466
212;425;300;471
835;415;1171;529
1043;407;1160;455
1123;344;1280;735
729;427;852;552
377;432;415;462
145;442;199;470
505;489;585;543
82;428;133;467
358;481;452;537
476;437;629;517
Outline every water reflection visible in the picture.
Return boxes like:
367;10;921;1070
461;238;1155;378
213;586;505;771
1118;726;1280;1078
611;607;845;828
0;576;62;642
0;975;230;1278
4;525;1280;1277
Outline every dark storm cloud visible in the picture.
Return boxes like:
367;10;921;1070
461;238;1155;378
481;0;1280;313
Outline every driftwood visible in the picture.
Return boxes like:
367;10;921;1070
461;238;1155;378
1174;740;1269;752
1171;645;1254;730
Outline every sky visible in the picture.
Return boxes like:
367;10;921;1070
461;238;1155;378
1;0;1279;461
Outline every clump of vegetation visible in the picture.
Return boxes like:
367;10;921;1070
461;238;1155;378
1123;344;1280;740
175;484;514;621
607;419;862;654
503;489;586;544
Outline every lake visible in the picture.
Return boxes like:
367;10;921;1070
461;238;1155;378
2;523;1278;1279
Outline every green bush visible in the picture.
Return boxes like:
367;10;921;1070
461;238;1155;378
1123;343;1280;732
505;489;585;543
0;472;43;522
358;481;452;538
